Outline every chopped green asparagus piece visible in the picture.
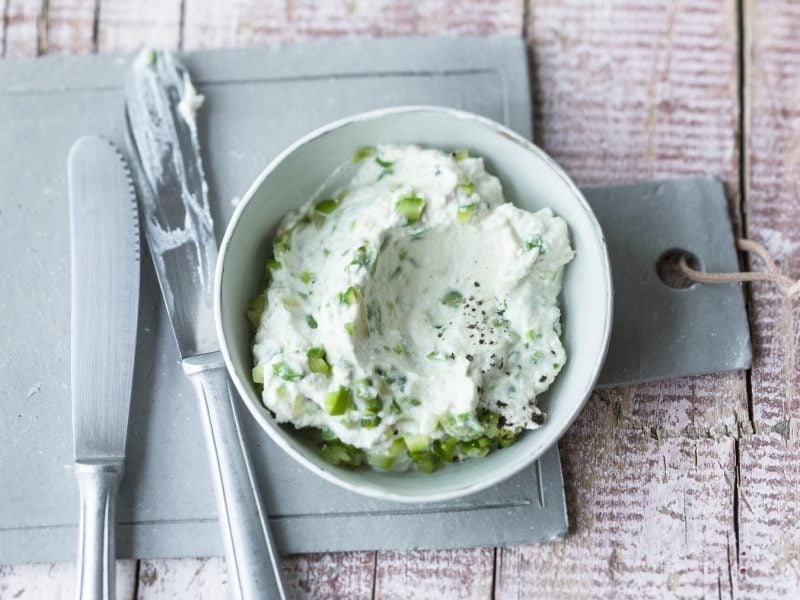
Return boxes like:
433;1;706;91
306;347;331;375
314;198;339;215
360;414;381;428
453;148;469;161
251;365;264;384
395;195;426;225
344;322;354;335
403;434;431;454
266;259;282;271
456;203;476;223
433;435;459;462
272;362;303;382
338;286;357;305
364;396;383;413
367;453;395;470
305;314;318;329
299;271;314;284
320;439;364;468
459;181;475;195
324;386;352;416
352;146;374;163
458;436;492;458
409;450;440;474
247;295;266;328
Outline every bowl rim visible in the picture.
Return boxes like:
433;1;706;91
215;104;614;503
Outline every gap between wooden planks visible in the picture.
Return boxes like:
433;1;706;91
2;0;800;598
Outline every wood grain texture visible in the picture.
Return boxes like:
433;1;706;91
96;0;182;53
745;0;800;434
737;434;800;595
46;0;96;54
283;552;376;599
3;0;43;57
0;560;137;600
497;0;748;596
498;398;738;598
374;548;494;599
182;0;523;49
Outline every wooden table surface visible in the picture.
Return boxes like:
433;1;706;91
2;0;799;598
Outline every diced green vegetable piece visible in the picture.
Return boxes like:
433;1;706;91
320;439;364;468
274;236;290;255
453;148;469;160
553;363;560;370
387;438;406;457
299;271;314;284
403;434;431;454
266;259;282;271
458;437;492;458
395;195;426;225
281;296;299;309
441;289;463;307
272;362;303;382
307;347;326;359
497;429;517;448
247;295;266;328
338;286;357;305
320;429;338;441
324;386;352;416
433;435;459;462
344;322;354;335
352;146;374;163
459;181;475;195
409;450;440;474
526;329;539;341
306;347;331;375
308;357;329;374
441;412;484;440
276;385;287;399
360;414;381;428
456;203;476;223
364;396;383;413
367;453;395;470
375;156;393;169
251;365;264;384
314;198;338;215
305;314;318;329
392;343;405;355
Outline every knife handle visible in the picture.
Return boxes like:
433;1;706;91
75;459;123;600
183;352;287;600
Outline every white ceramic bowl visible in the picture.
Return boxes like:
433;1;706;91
215;106;613;503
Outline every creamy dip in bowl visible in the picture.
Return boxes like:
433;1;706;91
216;107;612;502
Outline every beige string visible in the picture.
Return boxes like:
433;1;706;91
679;238;800;298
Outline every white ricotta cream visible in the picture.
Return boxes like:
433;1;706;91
250;144;574;471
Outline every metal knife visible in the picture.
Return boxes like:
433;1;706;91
69;136;140;600
123;50;286;600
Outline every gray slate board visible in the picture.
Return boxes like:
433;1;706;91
0;36;751;565
0;36;568;565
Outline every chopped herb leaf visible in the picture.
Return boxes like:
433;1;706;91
338;286;357;305
344;322;354;335
272;362;303;382
441;289;464;307
459;181;475;195
524;234;546;254
299;271;314;284
305;314;318;329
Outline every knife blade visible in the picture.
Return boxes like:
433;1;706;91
69;135;140;600
124;49;286;600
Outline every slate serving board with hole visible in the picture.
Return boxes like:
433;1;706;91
0;36;751;564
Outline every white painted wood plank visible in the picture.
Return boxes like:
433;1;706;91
96;0;182;53
0;560;138;600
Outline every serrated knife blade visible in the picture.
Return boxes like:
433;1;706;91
68;135;140;600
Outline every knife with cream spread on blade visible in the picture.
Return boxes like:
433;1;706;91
124;49;286;600
69;136;140;600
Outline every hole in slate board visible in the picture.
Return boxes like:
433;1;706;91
656;249;701;289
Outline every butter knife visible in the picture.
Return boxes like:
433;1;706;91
69;136;140;600
124;50;286;600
